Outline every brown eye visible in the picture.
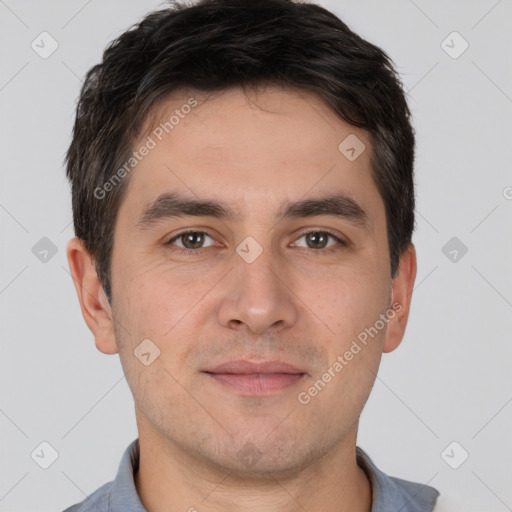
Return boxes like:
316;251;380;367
292;230;345;251
166;231;215;250
305;232;330;249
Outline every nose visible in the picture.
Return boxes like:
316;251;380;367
217;246;299;335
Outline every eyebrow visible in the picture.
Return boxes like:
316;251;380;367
136;191;370;230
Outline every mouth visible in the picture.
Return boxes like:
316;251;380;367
202;359;307;395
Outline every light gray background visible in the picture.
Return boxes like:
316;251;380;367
0;0;511;510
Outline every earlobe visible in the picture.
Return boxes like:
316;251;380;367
382;243;417;354
66;237;119;355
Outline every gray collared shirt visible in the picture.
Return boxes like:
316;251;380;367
63;438;439;512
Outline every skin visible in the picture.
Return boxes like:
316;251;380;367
67;85;417;512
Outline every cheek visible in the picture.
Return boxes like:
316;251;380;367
114;264;217;380
302;264;388;344
116;259;203;332
112;271;205;416
297;273;388;420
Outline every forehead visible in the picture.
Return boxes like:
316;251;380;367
120;86;384;228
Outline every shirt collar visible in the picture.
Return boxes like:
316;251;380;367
356;446;439;511
109;439;439;511
109;438;146;511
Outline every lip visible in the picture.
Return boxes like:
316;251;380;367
203;359;306;396
205;360;305;375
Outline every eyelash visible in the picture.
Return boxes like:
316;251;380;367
165;229;347;256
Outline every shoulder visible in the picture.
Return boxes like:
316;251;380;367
61;479;113;512
387;475;440;512
61;438;141;512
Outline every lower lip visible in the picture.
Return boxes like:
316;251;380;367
205;373;305;395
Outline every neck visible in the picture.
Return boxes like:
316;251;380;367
134;422;372;512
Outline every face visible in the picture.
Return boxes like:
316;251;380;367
70;85;416;479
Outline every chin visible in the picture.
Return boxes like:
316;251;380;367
202;434;322;481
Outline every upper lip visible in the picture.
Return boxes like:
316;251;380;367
204;360;305;375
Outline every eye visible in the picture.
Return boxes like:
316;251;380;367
291;230;346;253
164;229;347;256
166;230;216;251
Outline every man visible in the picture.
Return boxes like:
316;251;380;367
63;0;440;510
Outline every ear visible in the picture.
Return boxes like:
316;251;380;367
382;243;417;354
66;237;119;355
